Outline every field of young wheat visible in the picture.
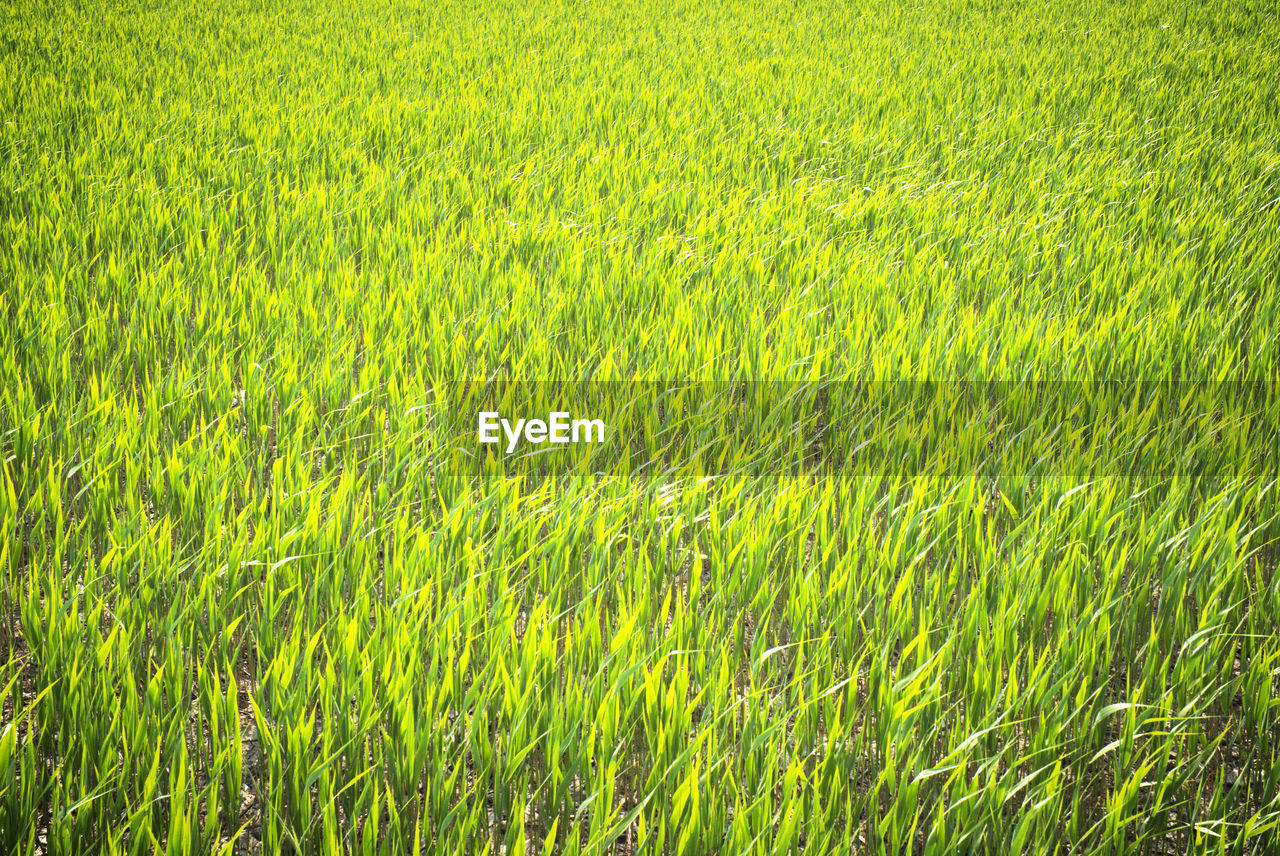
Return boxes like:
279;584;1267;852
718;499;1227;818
3;0;1280;852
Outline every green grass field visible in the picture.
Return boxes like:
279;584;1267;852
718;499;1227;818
3;0;1280;852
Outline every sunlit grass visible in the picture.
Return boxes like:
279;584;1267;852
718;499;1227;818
2;0;1279;852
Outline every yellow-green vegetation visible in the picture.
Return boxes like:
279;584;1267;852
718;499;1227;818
3;0;1280;852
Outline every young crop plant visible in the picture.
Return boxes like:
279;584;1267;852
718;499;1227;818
2;0;1279;852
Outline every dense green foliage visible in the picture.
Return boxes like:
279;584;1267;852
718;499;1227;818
3;0;1280;852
